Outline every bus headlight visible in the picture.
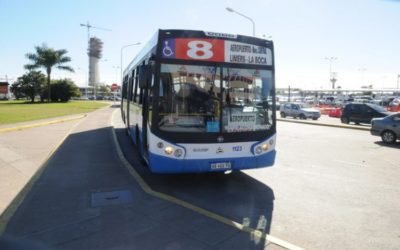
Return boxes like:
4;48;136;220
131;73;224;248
157;142;164;149
255;146;262;154
164;146;174;155
262;143;269;151
269;139;274;146
174;149;183;157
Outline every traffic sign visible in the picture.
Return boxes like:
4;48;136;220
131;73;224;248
111;83;118;91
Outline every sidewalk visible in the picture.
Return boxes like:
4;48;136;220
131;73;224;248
0;106;286;249
0;115;84;216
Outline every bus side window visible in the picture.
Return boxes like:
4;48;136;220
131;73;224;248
128;75;133;102
133;68;139;103
148;74;154;109
138;87;143;105
122;76;128;99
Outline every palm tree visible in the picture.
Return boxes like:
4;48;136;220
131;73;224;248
25;44;74;102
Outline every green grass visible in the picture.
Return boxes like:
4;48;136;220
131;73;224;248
0;100;108;125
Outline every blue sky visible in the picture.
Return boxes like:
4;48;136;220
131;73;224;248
0;0;399;89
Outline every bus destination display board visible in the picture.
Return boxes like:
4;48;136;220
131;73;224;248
162;38;272;66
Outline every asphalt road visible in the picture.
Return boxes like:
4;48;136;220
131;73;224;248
243;122;400;249
117;119;400;249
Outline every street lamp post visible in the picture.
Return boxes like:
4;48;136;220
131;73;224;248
358;68;367;87
120;43;141;85
112;66;120;84
325;57;337;89
226;7;255;36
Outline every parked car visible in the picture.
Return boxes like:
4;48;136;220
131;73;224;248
319;96;335;105
387;98;400;112
341;103;391;124
280;103;321;120
370;113;400;143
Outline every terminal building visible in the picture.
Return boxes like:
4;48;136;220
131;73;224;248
0;81;9;100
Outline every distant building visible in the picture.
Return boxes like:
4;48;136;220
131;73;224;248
0;81;9;100
88;37;103;88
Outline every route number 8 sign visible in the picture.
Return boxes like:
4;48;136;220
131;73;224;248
162;38;271;66
187;41;213;59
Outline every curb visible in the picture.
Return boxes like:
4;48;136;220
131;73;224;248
110;109;303;250
0;114;87;134
277;118;370;131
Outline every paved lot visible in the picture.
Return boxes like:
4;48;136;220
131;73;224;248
1;107;286;250
1;106;398;250
115;114;399;249
247;122;400;249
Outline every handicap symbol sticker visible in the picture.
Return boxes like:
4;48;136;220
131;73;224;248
162;39;175;58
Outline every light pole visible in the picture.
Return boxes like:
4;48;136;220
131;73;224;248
325;57;337;89
358;68;367;87
112;66;120;84
226;7;255;36
120;43;141;85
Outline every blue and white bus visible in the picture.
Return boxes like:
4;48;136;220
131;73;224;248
121;29;276;173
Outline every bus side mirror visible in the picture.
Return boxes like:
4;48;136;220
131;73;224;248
139;65;151;88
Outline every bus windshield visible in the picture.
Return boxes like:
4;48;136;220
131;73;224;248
157;64;274;133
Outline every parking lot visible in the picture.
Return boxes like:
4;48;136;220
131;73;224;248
251;121;399;249
114;113;400;249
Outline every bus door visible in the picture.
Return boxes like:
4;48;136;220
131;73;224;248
126;75;132;131
121;76;129;125
128;70;138;138
139;64;153;160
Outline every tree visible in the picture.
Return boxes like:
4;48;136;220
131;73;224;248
42;79;80;102
99;85;111;96
13;71;46;102
10;82;25;100
24;44;74;102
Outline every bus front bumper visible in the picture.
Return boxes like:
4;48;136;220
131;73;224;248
148;150;276;174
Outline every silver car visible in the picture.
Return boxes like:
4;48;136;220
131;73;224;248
370;113;400;143
280;103;321;120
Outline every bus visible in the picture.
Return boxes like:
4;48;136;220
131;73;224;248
121;29;276;173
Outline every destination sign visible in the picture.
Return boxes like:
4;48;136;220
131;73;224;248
162;38;272;66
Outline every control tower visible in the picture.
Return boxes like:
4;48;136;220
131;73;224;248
88;37;103;88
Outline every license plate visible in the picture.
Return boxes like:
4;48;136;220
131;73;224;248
210;162;231;170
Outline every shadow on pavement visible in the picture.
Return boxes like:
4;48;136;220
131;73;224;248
374;141;400;149
115;128;275;238
1;125;274;249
